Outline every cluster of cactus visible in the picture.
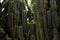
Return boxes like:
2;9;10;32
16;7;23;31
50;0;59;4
0;0;59;40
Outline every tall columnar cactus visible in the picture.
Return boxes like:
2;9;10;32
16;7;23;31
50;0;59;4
42;0;50;40
22;10;28;40
32;0;47;40
18;26;24;40
8;0;20;40
46;10;53;40
8;0;14;39
52;12;58;40
50;0;58;40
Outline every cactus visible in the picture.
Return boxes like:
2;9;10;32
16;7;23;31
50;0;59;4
0;0;59;40
52;12;58;40
50;0;58;40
